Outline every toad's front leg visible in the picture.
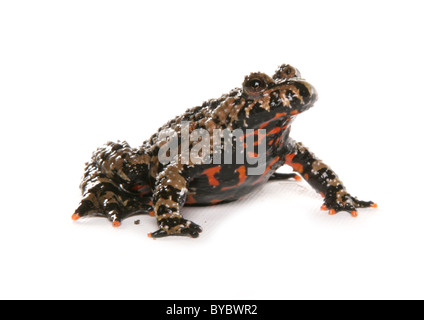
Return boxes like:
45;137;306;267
283;138;377;216
149;164;202;238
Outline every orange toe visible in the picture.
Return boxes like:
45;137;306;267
321;204;328;211
72;213;80;221
351;210;358;217
328;209;337;215
371;203;378;208
112;220;121;228
294;175;302;181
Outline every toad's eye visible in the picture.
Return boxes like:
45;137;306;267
283;67;294;76
273;64;301;80
248;79;265;91
243;73;272;96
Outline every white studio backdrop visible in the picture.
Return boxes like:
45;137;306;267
1;0;423;300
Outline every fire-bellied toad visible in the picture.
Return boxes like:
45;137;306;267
73;64;377;238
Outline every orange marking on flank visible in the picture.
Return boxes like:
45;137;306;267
253;131;267;146
259;120;272;130
202;166;222;187
290;110;299;115
240;113;290;147
236;166;247;184
185;194;197;205
132;184;149;192
251;126;281;147
240;113;289;148
209;199;223;205
266;127;282;136
258;112;287;130
240;129;258;141
132;184;151;197
294;175;302;181
274;112;287;118
149;211;155;217
252;157;280;185
281;122;290;130
222;166;247;191
285;153;304;173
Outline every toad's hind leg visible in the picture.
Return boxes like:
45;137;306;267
149;164;202;238
73;162;153;227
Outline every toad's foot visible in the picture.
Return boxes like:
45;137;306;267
148;218;203;239
73;190;154;228
321;193;377;217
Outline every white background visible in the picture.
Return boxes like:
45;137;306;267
1;0;424;300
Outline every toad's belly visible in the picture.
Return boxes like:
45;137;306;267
185;159;281;206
